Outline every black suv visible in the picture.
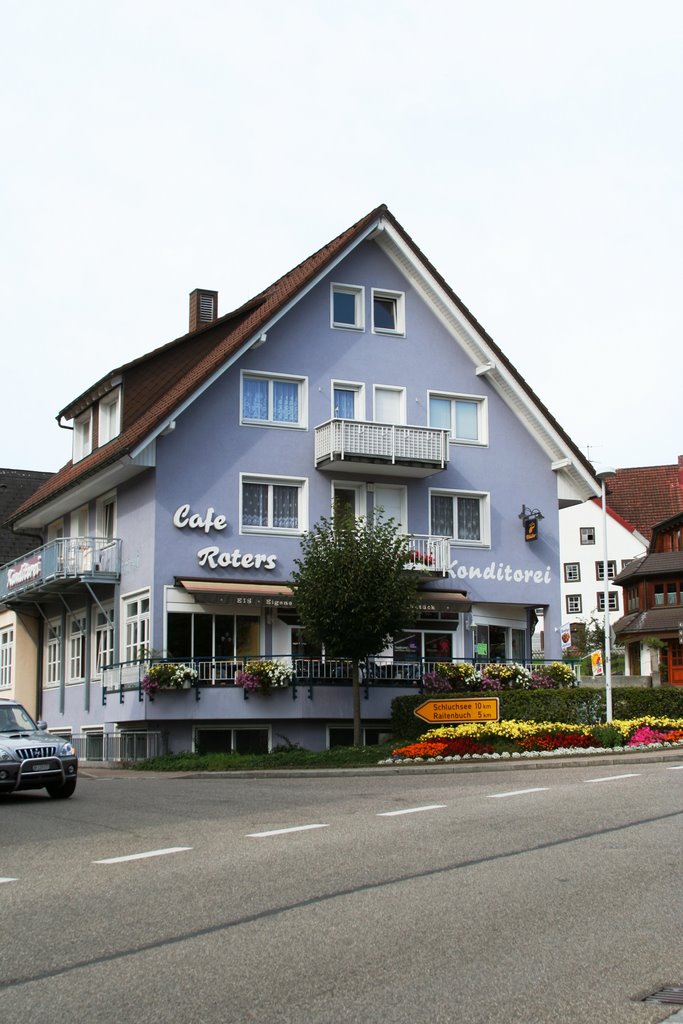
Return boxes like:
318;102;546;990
0;699;78;798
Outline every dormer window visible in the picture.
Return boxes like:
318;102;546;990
99;388;121;446
73;410;93;462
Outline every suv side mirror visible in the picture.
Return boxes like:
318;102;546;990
36;720;48;730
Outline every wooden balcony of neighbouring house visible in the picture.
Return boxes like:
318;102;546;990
0;537;122;603
314;419;450;477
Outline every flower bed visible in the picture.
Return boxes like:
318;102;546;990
379;716;683;764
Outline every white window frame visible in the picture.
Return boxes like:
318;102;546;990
566;594;582;614
597;592;619;612
67;612;87;683
73;409;93;462
240;371;307;429
98;387;121;446
564;562;581;583
331;380;365;420
0;627;14;689
595;560;617;581
332;481;367;520
240;474;308;536
330;283;364;330
429;488;490;547
123;591;150;663
371;288;405;336
373;385;406;424
428;391;488;446
45;619;62;688
93;605;115;678
96;492;117;543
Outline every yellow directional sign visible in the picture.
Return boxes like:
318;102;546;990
414;697;500;725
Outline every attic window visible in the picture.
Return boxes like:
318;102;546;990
73;410;93;463
199;293;215;322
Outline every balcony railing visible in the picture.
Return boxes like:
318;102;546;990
406;535;451;575
315;419;450;476
0;537;121;601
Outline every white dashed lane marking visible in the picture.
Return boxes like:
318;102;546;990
0;877;18;884
488;788;550;799
247;824;330;838
585;774;641;784
378;804;447;817
93;847;193;864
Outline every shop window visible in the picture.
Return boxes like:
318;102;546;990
328;726;391;748
167;613;260;661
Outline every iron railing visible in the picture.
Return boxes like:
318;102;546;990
73;730;166;762
0;536;121;601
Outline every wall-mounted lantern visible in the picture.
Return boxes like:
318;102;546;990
518;505;544;542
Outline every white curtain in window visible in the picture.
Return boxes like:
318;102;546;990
272;381;298;422
334;388;356;419
431;495;453;536
243;483;268;527
272;486;298;529
243;378;269;420
457;497;481;540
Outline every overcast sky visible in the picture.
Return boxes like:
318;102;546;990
2;0;681;477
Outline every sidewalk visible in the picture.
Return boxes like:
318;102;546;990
78;744;683;780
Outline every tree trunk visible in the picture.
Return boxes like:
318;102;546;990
352;658;362;746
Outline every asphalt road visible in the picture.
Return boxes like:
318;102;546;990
2;757;683;1024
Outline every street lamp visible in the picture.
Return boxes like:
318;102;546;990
596;467;617;721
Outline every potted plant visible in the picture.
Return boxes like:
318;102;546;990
142;662;198;696
235;659;294;695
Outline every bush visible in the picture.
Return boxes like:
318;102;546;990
390;687;683;741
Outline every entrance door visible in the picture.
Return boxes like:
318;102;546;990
669;641;683;685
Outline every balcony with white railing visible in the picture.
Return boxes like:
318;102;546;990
405;535;451;576
0;537;122;602
315;419;450;477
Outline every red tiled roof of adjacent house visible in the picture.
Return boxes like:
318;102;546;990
606;458;683;541
9;204;599;526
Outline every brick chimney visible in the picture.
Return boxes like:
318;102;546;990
189;289;218;332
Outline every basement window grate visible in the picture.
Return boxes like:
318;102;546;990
642;986;683;1005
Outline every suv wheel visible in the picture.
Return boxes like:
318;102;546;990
46;779;77;799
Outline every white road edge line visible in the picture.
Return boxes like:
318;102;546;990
378;804;448;817
0;877;18;884
488;788;549;799
666;765;683;770
93;847;193;864
247;824;330;838
585;774;641;784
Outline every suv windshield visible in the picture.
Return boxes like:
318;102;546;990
0;705;38;732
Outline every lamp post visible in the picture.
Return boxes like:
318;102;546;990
596;467;617;721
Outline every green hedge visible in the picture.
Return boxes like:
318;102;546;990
390;687;683;741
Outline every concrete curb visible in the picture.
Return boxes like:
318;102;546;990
78;745;683;780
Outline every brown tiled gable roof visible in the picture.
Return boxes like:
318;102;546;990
606;458;683;541
0;468;53;561
10;204;598;525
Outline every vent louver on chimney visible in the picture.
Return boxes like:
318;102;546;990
189;289;218;332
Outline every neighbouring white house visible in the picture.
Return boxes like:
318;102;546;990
534;497;648;656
